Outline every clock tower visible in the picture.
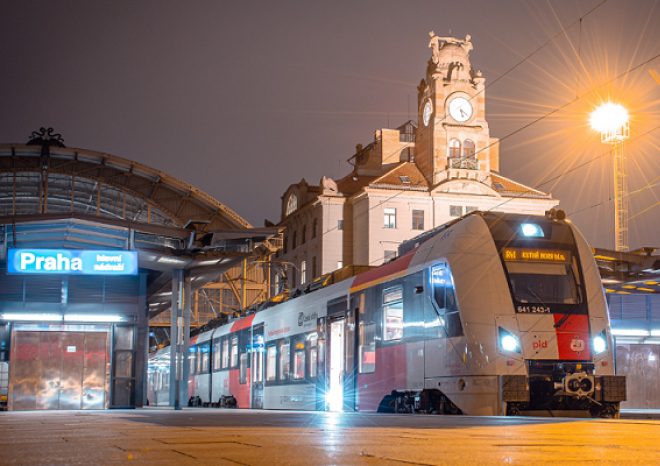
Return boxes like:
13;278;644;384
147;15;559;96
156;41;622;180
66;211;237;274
416;32;498;187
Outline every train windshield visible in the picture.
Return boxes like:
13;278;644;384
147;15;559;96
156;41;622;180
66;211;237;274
505;261;581;305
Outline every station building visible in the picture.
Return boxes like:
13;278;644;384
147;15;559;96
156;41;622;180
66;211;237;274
276;35;557;288
0;130;278;410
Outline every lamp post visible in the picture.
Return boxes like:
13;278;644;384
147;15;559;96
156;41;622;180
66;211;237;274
590;103;630;252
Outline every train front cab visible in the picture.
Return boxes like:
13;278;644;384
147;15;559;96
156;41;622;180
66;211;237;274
484;212;626;417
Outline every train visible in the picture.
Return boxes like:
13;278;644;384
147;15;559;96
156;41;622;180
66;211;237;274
147;210;626;417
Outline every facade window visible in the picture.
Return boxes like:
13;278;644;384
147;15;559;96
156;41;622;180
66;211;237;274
292;231;297;250
383;208;396;229
412;210;424;230
301;260;307;284
312;218;318;239
464;140;476;169
301;225;306;244
337;220;343;230
286;194;298;216
338;261;344;269
383;286;403;341
450;205;462;217
466;206;478;214
384;250;396;262
283;234;288;254
448;139;461;166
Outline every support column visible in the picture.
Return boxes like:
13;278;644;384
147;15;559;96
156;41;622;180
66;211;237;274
169;269;182;409
182;270;192;404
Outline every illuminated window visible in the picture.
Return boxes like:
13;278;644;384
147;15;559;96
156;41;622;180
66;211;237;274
293;342;305;380
286;194;298;216
222;338;229;369
279;340;290;381
266;346;276;382
301;260;307;284
450;205;462;217
230;336;239;367
359;322;376;373
383;286;404;341
213;340;221;371
412;210;424;230
384;208;396;229
309;333;318;378
337;261;344;269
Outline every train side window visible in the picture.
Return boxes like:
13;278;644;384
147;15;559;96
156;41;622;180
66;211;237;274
222;338;229;369
359;322;376;373
189;346;198;375
279;340;291;381
293;340;305;380
308;333;318;379
266;345;277;382
230;336;239;368
239;353;248;384
213;340;221;371
383;286;404;341
200;344;210;373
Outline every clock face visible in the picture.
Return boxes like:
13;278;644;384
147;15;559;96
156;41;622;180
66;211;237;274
449;97;473;122
423;101;432;126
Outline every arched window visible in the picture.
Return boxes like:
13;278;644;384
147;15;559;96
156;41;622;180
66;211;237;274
464;140;476;168
286;194;298;216
448;139;461;167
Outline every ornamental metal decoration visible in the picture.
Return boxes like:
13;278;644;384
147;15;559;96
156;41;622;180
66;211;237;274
27;127;66;159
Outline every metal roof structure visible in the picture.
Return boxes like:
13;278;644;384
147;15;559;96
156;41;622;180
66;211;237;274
0;139;250;232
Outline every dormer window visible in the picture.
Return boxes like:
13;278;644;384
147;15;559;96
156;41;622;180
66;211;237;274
286;194;298;216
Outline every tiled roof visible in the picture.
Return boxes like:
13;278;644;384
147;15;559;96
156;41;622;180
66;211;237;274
491;173;550;198
336;174;377;196
371;163;429;189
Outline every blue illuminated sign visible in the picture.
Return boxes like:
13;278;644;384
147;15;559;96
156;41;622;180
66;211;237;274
7;249;138;275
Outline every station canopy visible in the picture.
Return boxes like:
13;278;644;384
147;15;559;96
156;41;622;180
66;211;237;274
0;136;280;319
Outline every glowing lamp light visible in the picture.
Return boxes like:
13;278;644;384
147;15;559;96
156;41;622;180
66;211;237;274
590;103;629;134
593;336;607;354
501;335;518;352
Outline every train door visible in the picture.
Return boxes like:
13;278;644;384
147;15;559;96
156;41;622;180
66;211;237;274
251;324;265;409
326;295;356;411
328;318;345;411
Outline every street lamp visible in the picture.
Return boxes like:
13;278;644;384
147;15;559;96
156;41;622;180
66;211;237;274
590;103;630;252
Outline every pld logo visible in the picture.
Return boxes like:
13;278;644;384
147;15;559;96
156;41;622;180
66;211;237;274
570;338;585;352
533;340;548;351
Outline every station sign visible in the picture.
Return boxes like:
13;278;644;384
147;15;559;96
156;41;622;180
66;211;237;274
7;249;138;275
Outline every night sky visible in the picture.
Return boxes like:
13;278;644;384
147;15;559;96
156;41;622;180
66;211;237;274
2;1;660;250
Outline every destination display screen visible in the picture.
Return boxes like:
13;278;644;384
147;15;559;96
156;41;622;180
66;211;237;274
502;248;571;263
7;248;138;275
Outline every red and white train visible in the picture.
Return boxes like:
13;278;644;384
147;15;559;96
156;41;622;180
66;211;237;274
148;211;626;417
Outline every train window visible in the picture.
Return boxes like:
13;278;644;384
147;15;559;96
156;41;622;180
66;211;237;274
213;340;221;371
230;336;239;368
222;338;229;369
431;264;463;337
200;345;210;373
359;322;376;373
279;340;291;381
383;286;404;341
189;347;198;375
293;341;305;380
506;261;581;304
266;345;277;382
239;353;248;384
308;333;318;379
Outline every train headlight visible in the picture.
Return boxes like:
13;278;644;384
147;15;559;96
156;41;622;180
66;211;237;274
499;327;521;353
593;330;608;354
520;223;544;238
